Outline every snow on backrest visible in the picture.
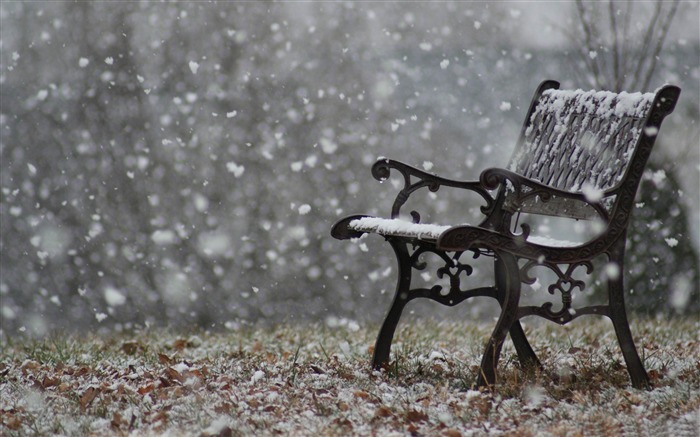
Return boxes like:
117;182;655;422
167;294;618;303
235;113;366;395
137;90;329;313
508;88;655;193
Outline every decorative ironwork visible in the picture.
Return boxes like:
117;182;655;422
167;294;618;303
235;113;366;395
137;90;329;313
519;260;593;324
370;159;494;220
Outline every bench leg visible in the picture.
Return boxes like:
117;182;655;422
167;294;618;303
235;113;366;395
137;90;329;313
372;240;412;370
509;322;541;371
477;251;521;388
494;257;541;371
608;237;650;390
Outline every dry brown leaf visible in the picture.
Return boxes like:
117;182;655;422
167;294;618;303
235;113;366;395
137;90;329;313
332;418;353;430
158;353;173;365
374;405;393;419
137;384;154;395
111;411;124;429
80;386;98;410
309;364;325;374
164;367;183;383
41;375;60;388
4;414;23;430
406;409;429;423
172;339;187;351
353;390;370;400
121;341;141;355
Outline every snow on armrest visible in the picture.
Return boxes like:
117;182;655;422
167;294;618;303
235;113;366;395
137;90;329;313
348;217;452;241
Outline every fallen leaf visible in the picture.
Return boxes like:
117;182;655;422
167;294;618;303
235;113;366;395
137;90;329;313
406;409;429;423
80;386;98;409
122;341;141;355
158;353;173;365
172;339;187;351
137;384;154;395
41;375;60;388
164;367;183;383
353;390;370;400
374;405;393;419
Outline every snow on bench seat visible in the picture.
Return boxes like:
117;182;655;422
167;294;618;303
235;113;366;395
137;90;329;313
349;217;582;247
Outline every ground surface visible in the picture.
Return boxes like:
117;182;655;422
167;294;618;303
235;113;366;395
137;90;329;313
1;317;698;436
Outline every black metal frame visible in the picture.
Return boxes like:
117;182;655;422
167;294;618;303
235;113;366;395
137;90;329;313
331;80;680;389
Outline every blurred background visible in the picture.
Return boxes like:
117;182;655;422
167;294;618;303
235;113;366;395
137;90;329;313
1;1;698;337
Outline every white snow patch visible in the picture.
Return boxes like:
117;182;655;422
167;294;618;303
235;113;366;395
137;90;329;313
320;138;338;154
2;305;16;320
104;287;126;306
188;61;200;74
581;182;604;202
664;237;679;247
670;274;692;312
298;204;311;215
151;229;178;245
251;370;265;383
604;262;620;280
226;162;245;178
499;101;512;111
79;57;89;67
349;217;451;240
644;126;658;136
422;161;434;171
440;59;450;69
104;57;114;65
650;169;666;186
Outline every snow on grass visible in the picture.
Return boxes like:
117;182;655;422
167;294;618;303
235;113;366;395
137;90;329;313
0;318;698;436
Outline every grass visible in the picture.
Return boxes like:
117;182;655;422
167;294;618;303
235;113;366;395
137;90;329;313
0;317;698;436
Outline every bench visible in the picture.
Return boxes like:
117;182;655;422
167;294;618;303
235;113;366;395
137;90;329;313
331;80;680;389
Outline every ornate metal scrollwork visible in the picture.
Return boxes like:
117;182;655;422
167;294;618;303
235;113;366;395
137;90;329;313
519;260;593;323
399;241;495;306
371;159;494;219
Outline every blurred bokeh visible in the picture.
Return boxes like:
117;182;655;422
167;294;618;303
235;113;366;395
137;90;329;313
1;2;697;336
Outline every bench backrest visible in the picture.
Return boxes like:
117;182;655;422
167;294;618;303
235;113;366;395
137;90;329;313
506;80;680;220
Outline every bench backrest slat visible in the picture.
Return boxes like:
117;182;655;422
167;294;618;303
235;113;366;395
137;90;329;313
506;81;679;220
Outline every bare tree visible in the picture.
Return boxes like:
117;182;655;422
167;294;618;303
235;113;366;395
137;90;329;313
566;0;680;92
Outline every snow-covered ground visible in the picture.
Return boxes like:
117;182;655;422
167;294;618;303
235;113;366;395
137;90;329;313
1;317;697;436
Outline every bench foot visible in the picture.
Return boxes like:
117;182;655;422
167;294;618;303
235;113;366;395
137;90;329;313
608;237;650;390
372;292;408;370
509;322;542;371
476;252;522;388
371;240;412;371
609;282;650;389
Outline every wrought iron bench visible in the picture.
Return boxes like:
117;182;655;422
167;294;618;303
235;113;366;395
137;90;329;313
331;80;680;389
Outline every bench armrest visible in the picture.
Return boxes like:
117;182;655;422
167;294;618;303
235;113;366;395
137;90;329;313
479;168;611;221
372;158;494;220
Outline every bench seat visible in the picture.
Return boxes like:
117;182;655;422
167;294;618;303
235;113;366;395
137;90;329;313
349;217;582;248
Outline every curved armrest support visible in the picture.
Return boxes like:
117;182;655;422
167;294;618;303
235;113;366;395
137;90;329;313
372;158;494;220
479;168;611;221
331;214;371;240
